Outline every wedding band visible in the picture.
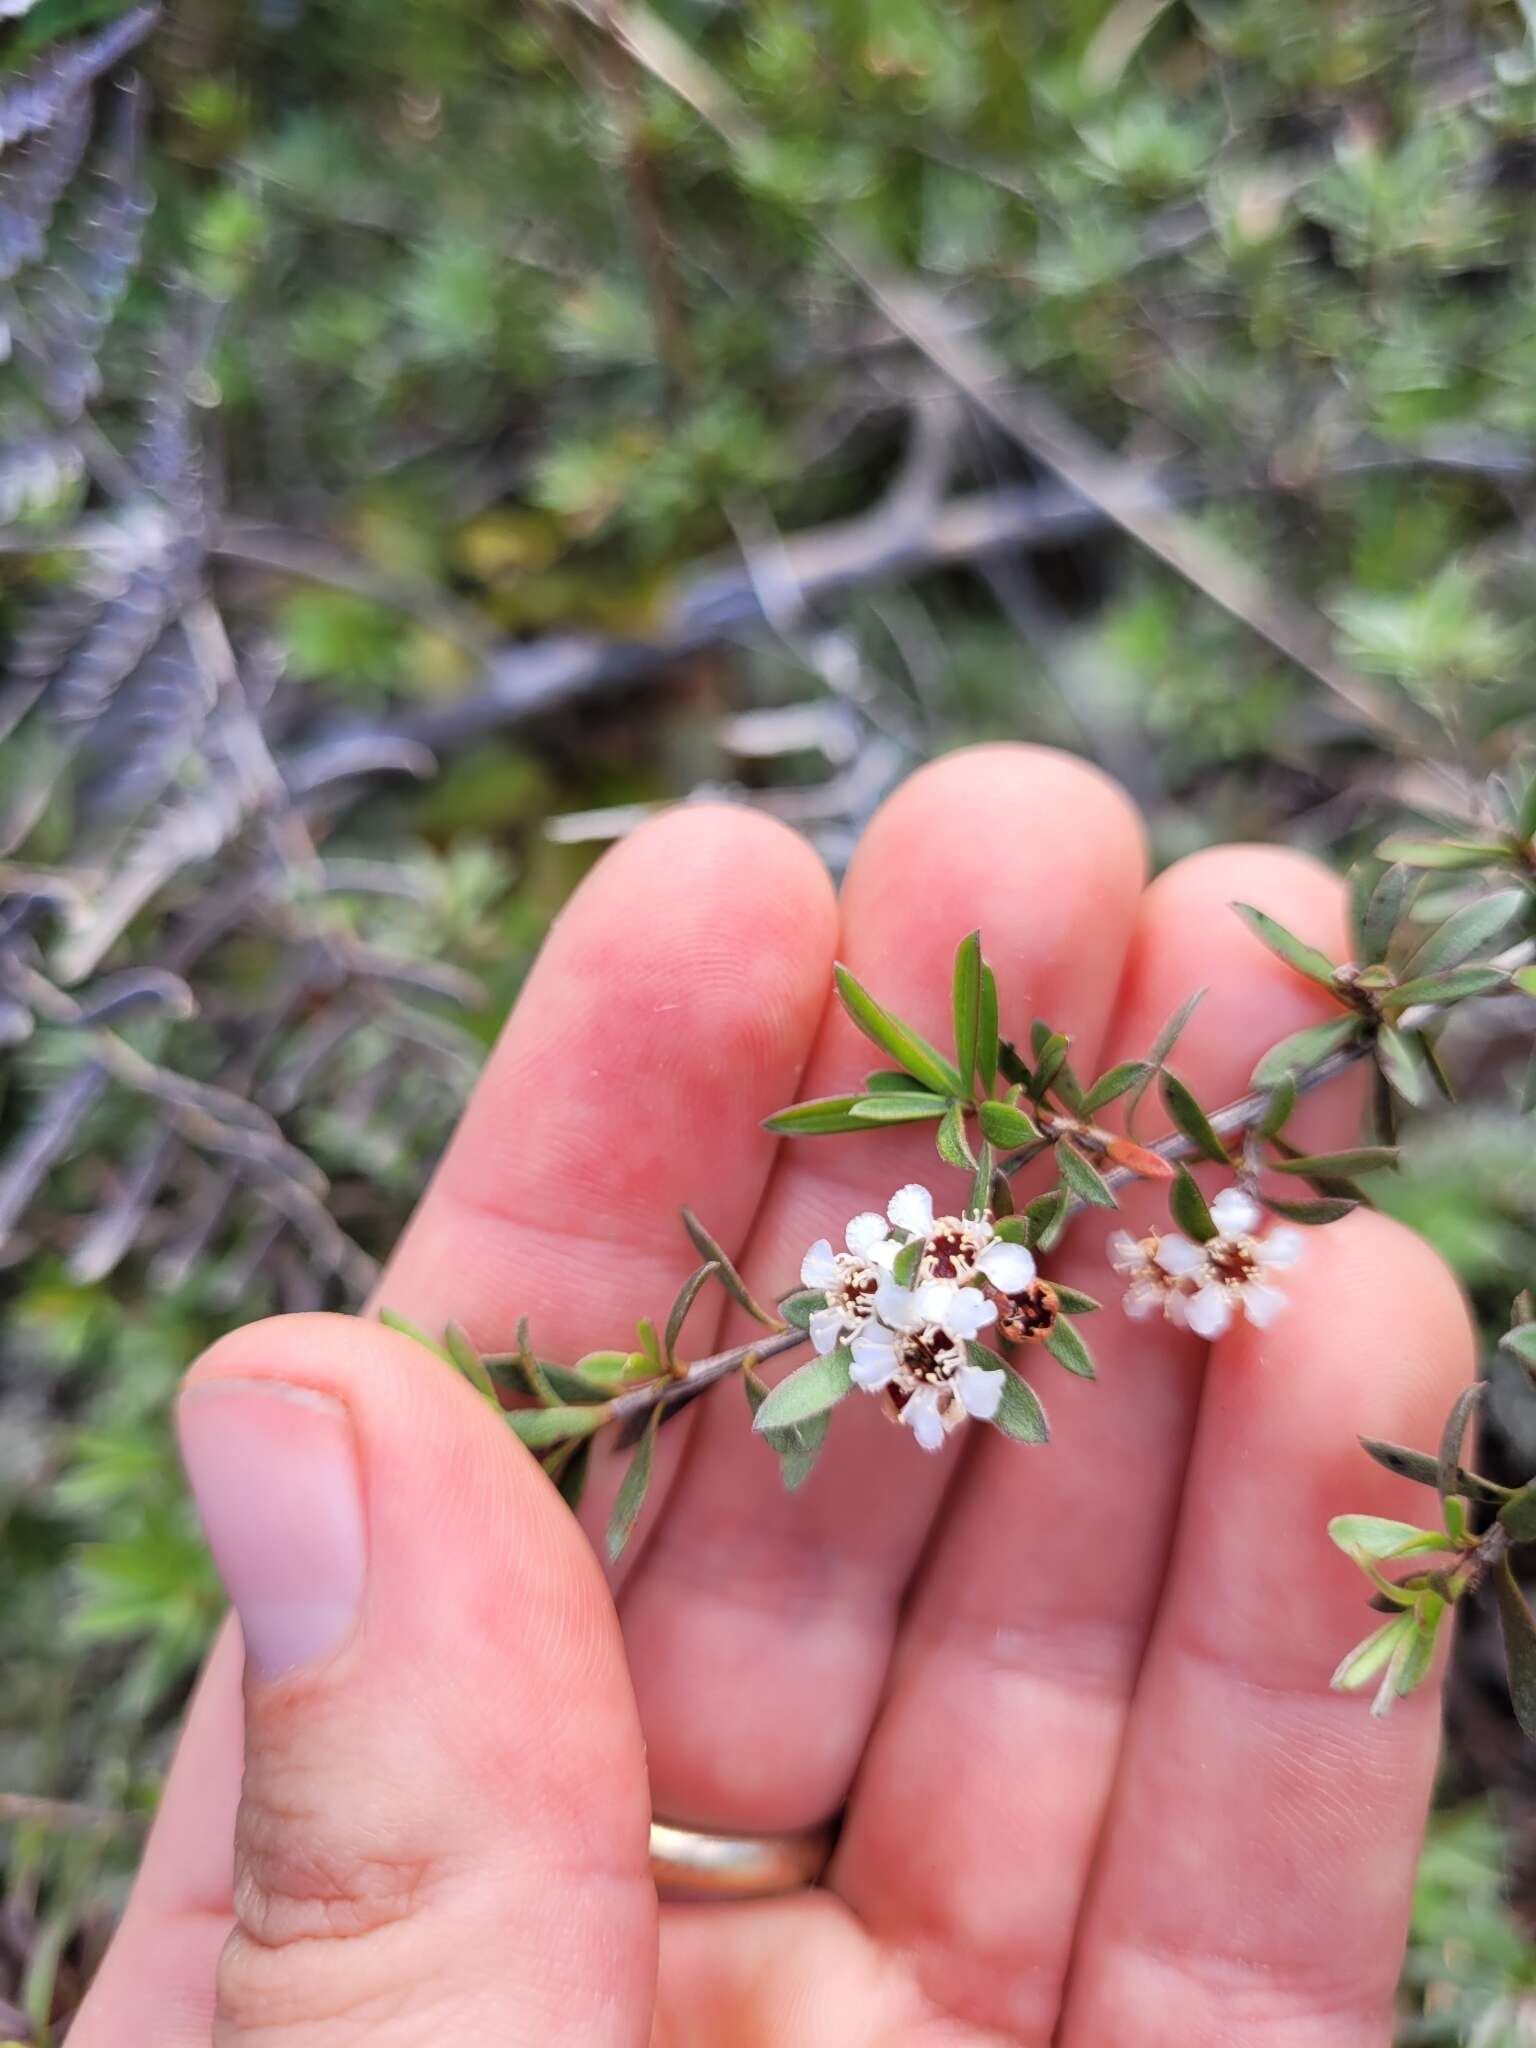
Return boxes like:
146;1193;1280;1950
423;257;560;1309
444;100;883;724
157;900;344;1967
648;1816;836;1900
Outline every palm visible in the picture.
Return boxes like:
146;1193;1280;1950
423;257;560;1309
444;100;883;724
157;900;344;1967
77;747;1469;2048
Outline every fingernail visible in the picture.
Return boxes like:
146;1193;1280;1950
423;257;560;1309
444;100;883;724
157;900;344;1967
177;1379;366;1682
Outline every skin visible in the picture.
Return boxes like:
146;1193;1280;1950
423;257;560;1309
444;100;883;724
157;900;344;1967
71;746;1474;2048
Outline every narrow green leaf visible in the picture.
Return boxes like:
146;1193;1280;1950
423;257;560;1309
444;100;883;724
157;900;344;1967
443;1322;498;1406
937;1098;975;1168
847;1092;949;1124
977;1099;1041;1147
752;1349;854;1432
893;1238;923;1287
1376;835;1507;871
1080;1060;1150;1116
969;1138;994;1218
1170;1164;1216;1243
508;1404;610;1449
864;1068;920;1093
1021;1189;1070;1252
1358;1435;1511;1505
997;1036;1033;1090
1231;902;1339;987
743;1370;830;1491
1056;1138;1117;1209
953;929;983;1097
1378;1595;1444;1711
1385;966;1508;1009
1377;1024;1434;1107
1358;863;1416;965
991;1365;1049;1444
1259;1193;1358;1225
378;1308;450;1362
977;963;1000;1093
664;1261;719;1366
1159;1071;1231;1166
1147;988;1207;1069
1029;1030;1070;1102
777;1288;826;1332
1499;1481;1536;1544
763;1094;868;1135
682;1208;778;1328
1045;1316;1095;1379
515;1315;561;1407
1496;1557;1536;1740
1501;1324;1536;1369
1403;887;1526;977
606;1408;661;1562
1331;1614;1412;1693
1272;1147;1399;1178
834;963;963;1096
1327;1513;1451;1561
1436;1383;1482;1503
1052;1285;1101;1314
553;1437;591;1513
572;1350;642;1384
1258;1073;1298;1140
1251;1013;1362;1088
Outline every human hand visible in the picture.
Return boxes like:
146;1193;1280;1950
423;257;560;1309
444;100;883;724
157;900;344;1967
71;746;1471;2048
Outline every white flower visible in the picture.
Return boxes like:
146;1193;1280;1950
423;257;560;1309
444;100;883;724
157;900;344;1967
1108;1228;1191;1328
886;1182;1030;1289
847;1275;1005;1453
1153;1187;1304;1341
799;1210;900;1355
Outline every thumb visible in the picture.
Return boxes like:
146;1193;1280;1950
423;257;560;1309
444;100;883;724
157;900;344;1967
177;1314;655;2046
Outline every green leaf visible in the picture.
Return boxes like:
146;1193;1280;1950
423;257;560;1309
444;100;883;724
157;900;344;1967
378;1308;450;1362
1501;1324;1536;1369
1356;863;1415;964
1437;1383;1482;1502
1377;1024;1434;1107
969;1138;995;1217
1499;1482;1536;1544
1231;902;1338;987
1044;1316;1095;1379
1375;1595;1444;1713
1358;1435;1511;1505
937;1098;975;1168
1331;1614;1413;1693
664;1261;719;1366
1385;966;1508;1009
1052;1285;1101;1314
1258;1074;1298;1140
606;1408;660;1562
763;1094;868;1135
1021;1188;1069;1251
743;1371;829;1491
751;1348;854;1432
513;1316;561;1407
1251;1014;1362;1088
683;1209;778;1328
572;1350;643;1384
1376;835;1507;870
1496;1556;1536;1740
1080;1060;1150;1115
553;1438;591;1513
990;1365;1049;1443
777;1288;827;1332
1259;1194;1358;1225
1403;887;1526;977
864;1068;921;1093
444;1322;498;1406
1029;1030;1070;1102
1170;1164;1216;1243
847;1091;949;1124
953;929;983;1097
977;964;1000;1093
1159;1071;1231;1166
893;1237;923;1287
834;964;963;1096
507;1403;610;1449
1055;1137;1117;1208
977;1099;1041;1147
1327;1514;1452;1561
1272;1147;1399;1178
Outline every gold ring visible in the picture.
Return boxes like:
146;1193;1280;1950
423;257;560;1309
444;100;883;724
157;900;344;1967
648;1816;836;1900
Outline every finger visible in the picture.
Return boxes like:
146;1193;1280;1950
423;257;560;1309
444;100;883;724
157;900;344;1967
73;1315;656;2048
1058;1211;1472;2047
833;846;1363;2041
619;745;1148;1832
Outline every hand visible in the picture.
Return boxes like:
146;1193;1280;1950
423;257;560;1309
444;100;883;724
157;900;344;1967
72;746;1471;2048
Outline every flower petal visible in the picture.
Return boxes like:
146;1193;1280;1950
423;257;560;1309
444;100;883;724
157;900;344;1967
1185;1282;1234;1341
977;1240;1036;1292
913;1278;959;1325
1239;1281;1289;1328
1154;1233;1206;1277
1123;1282;1159;1321
1260;1225;1305;1271
887;1183;935;1236
939;1288;997;1340
956;1362;1004;1421
1210;1186;1262;1237
901;1387;947;1452
1107;1229;1143;1274
808;1306;846;1356
799;1238;839;1290
849;1325;899;1388
845;1211;889;1259
874;1274;921;1329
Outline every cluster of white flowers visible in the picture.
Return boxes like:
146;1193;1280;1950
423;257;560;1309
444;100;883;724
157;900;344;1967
1108;1186;1302;1339
800;1183;1039;1453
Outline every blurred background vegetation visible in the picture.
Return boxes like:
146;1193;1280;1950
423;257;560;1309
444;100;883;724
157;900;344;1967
6;0;1536;2035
